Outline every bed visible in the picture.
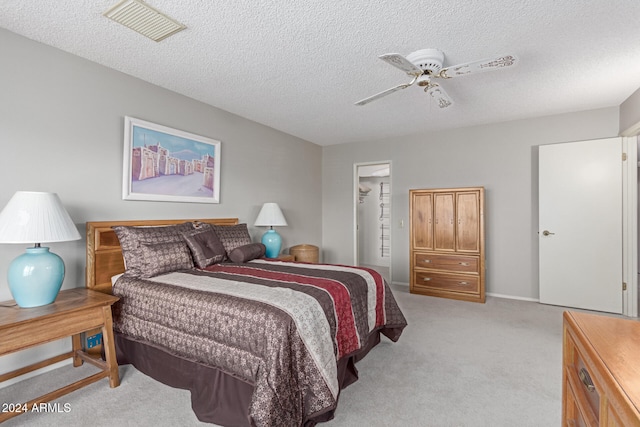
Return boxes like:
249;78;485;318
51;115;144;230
86;218;407;427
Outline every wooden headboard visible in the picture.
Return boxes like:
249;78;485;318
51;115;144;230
86;218;239;294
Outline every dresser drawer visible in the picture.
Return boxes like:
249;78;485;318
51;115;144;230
567;359;600;425
565;382;590;427
413;271;479;294
564;326;600;426
414;253;479;273
562;312;640;427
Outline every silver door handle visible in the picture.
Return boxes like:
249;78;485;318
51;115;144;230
542;230;555;236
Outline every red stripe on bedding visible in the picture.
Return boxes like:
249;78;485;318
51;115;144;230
212;264;359;358
320;263;386;328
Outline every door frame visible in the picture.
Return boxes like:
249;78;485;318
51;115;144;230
621;115;640;317
353;161;392;280
622;136;638;316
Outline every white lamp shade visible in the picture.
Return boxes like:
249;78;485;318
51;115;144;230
0;191;81;244
254;203;288;227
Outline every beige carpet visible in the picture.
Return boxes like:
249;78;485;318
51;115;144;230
1;285;569;426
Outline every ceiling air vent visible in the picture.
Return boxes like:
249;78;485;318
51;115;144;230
104;0;186;42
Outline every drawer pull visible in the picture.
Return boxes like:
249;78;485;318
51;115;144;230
423;259;431;263
459;281;468;285
579;368;595;392
423;277;431;281
459;262;469;266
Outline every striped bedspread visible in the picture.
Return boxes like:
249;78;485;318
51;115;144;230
112;259;407;426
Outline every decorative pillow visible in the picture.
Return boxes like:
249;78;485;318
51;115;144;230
182;227;227;268
228;243;266;263
112;222;194;277
138;241;194;278
212;223;252;258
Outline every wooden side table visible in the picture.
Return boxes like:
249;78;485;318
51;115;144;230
0;288;120;422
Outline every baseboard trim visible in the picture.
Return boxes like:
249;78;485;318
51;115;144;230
391;283;538;302
486;292;539;302
391;281;409;288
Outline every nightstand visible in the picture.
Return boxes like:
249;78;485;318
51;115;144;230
0;288;120;422
277;254;295;261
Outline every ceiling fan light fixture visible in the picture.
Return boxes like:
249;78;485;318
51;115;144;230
428;86;453;109
417;75;431;87
103;0;186;42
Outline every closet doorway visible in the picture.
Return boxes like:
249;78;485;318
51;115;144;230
354;162;392;283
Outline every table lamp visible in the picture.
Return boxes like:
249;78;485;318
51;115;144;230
254;203;287;258
0;191;81;308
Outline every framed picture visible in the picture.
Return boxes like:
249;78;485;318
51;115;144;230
122;117;221;203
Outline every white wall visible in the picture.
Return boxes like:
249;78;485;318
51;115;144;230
0;29;322;379
322;107;620;300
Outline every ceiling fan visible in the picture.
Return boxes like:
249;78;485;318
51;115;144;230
354;49;518;108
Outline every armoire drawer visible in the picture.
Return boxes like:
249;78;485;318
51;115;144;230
413;253;479;273
413;271;479;294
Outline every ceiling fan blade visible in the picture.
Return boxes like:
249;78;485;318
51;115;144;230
379;53;424;76
426;84;453;109
355;84;410;106
437;55;518;79
355;75;419;106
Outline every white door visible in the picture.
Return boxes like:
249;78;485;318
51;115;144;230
539;137;622;313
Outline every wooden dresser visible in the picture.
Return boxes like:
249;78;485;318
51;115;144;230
563;311;640;426
409;187;485;303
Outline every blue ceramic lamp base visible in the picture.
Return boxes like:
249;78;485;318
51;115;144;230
8;246;65;308
261;228;282;258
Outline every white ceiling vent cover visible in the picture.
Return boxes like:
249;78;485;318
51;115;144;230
104;0;186;42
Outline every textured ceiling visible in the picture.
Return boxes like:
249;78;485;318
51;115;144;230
2;1;640;146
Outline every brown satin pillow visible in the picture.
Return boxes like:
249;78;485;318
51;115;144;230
112;222;194;277
212;223;252;258
138;241;194;278
183;227;227;268
228;243;266;263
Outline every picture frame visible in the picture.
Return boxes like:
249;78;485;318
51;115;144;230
122;116;221;203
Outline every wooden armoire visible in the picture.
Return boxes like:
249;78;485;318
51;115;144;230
409;187;485;303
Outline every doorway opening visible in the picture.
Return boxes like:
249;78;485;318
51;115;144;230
354;162;391;283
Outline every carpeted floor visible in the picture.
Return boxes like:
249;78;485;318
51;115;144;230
1;284;571;426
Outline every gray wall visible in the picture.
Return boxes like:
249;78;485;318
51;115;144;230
322;107;620;300
621;86;640;134
3;25;640;382
0;29;321;377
